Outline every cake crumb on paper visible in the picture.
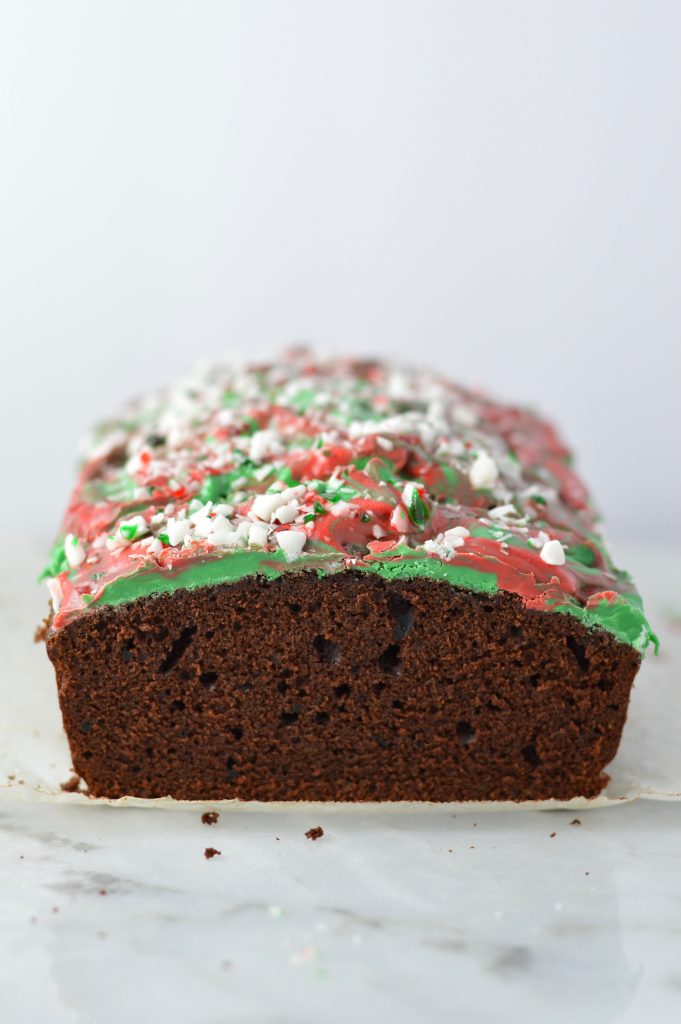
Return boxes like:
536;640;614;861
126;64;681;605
305;826;324;841
571;818;582;826
201;812;219;826
60;774;81;793
34;618;49;643
204;847;221;860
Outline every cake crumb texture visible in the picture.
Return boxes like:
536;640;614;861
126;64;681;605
47;572;639;801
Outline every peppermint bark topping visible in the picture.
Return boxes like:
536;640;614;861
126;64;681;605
40;350;656;651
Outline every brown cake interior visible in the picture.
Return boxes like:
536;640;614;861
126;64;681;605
46;572;639;801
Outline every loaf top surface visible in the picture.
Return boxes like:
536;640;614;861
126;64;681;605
41;350;655;650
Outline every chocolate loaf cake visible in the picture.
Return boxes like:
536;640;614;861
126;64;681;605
42;352;656;801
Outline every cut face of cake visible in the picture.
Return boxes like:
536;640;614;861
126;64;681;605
42;351;656;801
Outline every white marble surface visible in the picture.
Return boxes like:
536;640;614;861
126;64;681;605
1;800;680;1023
1;541;680;1022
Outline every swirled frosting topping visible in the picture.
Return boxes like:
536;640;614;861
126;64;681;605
41;350;655;651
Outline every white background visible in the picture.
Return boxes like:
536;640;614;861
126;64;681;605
1;1;679;542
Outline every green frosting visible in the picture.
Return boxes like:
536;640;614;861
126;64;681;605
360;548;498;593
38;537;68;582
566;543;597;568
554;595;659;655
96;550;306;607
